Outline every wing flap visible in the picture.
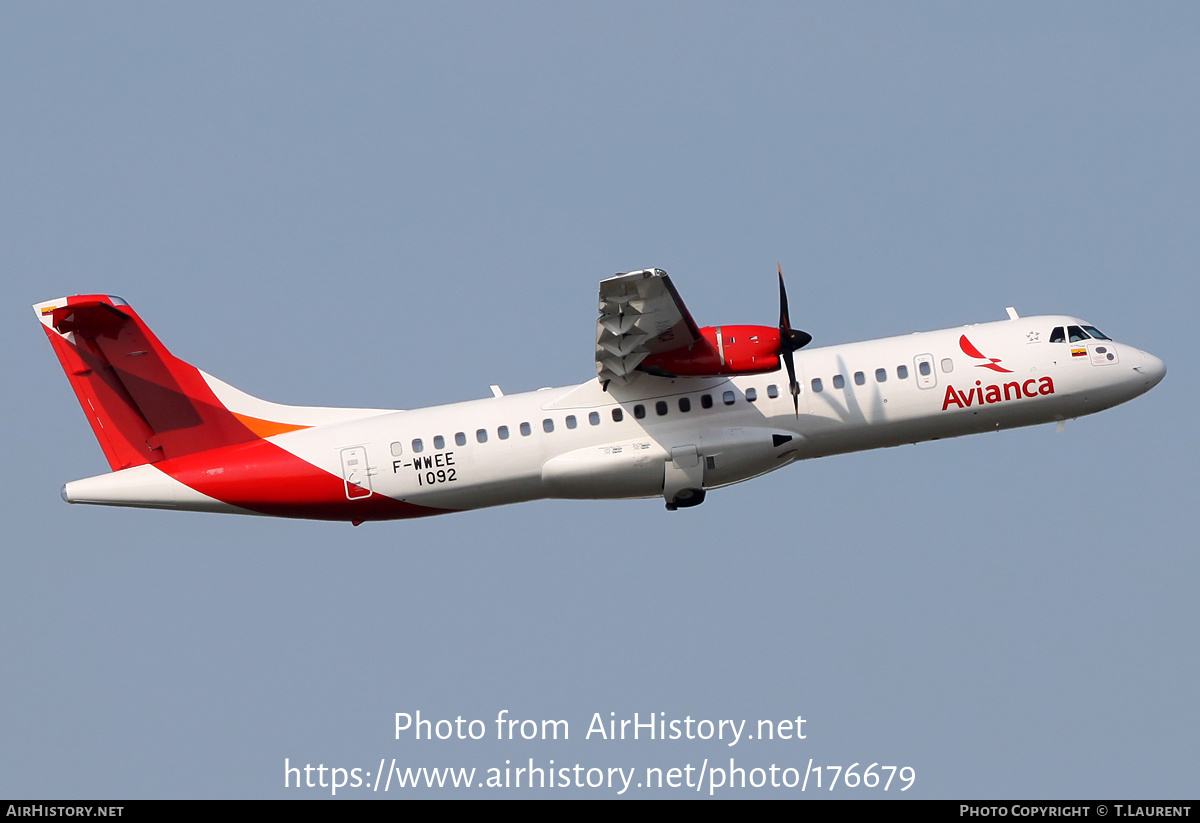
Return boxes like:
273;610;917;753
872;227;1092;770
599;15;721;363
595;269;703;385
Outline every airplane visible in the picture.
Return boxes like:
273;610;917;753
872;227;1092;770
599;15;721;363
34;268;1165;523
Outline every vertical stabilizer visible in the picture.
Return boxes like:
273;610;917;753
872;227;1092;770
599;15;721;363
35;295;260;471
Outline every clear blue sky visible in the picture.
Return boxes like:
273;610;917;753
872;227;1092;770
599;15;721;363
2;2;1195;798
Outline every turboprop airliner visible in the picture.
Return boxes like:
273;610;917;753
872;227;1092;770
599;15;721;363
35;268;1165;522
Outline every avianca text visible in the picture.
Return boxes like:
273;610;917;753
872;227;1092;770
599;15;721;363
942;377;1055;411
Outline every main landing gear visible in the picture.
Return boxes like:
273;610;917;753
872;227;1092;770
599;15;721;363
665;487;706;511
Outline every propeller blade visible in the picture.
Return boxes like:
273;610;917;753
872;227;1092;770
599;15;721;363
776;265;812;352
776;264;811;416
778;263;791;331
784;345;799;416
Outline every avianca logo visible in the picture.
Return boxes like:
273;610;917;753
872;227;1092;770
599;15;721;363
942;377;1055;411
959;334;1013;373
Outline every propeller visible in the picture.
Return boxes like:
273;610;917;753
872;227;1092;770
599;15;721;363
777;264;812;415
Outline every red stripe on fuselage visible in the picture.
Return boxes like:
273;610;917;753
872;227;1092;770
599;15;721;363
158;438;450;522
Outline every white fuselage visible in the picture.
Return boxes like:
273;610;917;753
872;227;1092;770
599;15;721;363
89;312;1152;518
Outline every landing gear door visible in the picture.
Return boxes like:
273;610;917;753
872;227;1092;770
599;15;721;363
340;446;374;500
663;444;704;507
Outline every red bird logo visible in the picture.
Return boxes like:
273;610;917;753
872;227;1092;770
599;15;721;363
959;335;1013;373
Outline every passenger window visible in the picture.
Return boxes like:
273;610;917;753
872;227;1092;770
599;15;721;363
655;401;668;416
1050;326;1065;343
455;432;466;446
566;415;577;429
875;368;887;383
520;422;532;436
746;387;758;402
634;404;646;419
941;358;954;373
854;372;865;386
767;384;779;398
919;361;931;376
679;397;691;412
498;426;509;440
611;408;624;422
412;438;424;453
589;411;600;426
812;378;823;392
833;374;845;389
701;394;713;409
390;441;403;457
433;435;445;450
722;390;735;405
543;419;554;433
476;429;487;443
897;365;909;379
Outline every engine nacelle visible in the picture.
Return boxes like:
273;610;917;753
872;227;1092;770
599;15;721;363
639;324;782;378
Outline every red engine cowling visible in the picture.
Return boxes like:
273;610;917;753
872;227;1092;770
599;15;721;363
639;325;782;377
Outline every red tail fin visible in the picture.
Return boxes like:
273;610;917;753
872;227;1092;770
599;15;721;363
35;295;260;471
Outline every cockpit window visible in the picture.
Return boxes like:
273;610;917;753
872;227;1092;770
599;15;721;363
1067;325;1089;343
1050;326;1065;343
1082;325;1111;341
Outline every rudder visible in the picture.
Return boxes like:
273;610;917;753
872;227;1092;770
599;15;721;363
35;295;261;471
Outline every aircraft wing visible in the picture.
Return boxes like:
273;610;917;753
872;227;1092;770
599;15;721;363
595;268;704;386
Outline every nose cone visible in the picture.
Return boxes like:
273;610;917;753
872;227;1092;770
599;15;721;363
1135;350;1166;391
